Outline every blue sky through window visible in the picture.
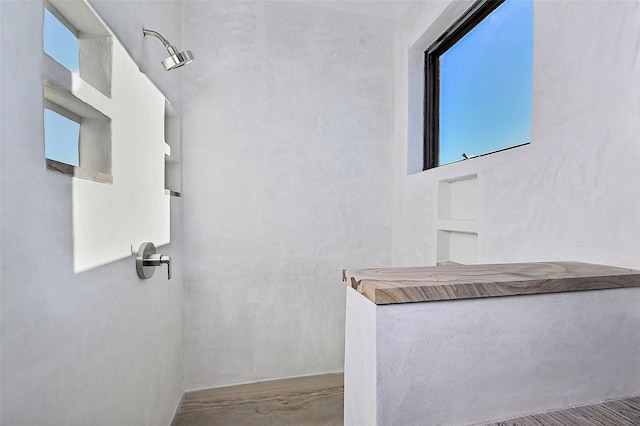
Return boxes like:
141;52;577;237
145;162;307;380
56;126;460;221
44;7;80;167
439;0;533;166
44;8;79;72
45;109;80;167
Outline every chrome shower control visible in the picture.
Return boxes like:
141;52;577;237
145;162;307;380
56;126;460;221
136;242;171;280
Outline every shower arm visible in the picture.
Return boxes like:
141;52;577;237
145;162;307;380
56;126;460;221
143;28;179;55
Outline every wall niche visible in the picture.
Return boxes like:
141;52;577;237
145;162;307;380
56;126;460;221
437;174;478;265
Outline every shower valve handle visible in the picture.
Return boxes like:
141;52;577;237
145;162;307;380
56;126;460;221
136;242;171;280
143;253;171;280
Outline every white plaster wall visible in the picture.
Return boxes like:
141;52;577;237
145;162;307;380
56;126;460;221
1;1;184;424
344;286;377;426
181;1;394;389
392;0;640;269
344;286;640;425
368;287;640;425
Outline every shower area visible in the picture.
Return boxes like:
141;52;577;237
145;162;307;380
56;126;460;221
2;0;640;425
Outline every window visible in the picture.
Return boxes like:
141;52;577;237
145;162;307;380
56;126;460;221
44;107;80;166
42;0;113;183
44;6;79;72
424;0;533;169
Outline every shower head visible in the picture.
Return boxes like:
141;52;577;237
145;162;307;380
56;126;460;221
161;47;194;71
143;28;194;71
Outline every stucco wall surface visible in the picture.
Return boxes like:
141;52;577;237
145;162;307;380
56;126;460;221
181;1;394;390
344;286;377;426
0;1;184;424
392;0;640;268
345;286;640;426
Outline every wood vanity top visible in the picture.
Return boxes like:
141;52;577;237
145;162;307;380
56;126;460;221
342;261;640;305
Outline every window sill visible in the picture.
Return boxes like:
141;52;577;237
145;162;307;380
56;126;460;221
46;159;113;184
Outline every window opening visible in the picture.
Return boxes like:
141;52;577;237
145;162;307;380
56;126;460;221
44;6;79;72
424;0;533;169
42;1;113;183
44;107;80;167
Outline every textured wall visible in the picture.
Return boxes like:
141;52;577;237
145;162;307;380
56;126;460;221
181;1;394;390
344;287;377;426
345;286;640;425
0;1;184;424
392;0;640;268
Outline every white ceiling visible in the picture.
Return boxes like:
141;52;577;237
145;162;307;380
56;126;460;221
306;1;412;20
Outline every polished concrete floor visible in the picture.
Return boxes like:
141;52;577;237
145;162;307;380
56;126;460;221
171;373;343;426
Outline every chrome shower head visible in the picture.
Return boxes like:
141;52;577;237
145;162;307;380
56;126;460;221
143;28;194;71
162;47;194;71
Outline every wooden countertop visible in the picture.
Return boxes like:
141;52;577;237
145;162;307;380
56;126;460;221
342;261;640;305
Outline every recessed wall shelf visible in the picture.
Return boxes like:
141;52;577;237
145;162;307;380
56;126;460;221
164;100;181;197
437;174;478;265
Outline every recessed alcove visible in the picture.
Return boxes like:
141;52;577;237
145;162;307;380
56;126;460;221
164;100;182;196
47;0;112;97
43;76;112;183
43;0;114;182
437;174;478;264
